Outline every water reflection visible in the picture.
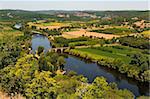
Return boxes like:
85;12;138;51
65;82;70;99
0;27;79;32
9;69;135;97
31;34;51;54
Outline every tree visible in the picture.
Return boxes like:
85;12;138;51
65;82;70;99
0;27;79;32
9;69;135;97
25;71;57;98
76;77;109;99
23;29;31;37
31;25;37;29
118;64;129;74
37;46;44;55
127;66;140;79
38;55;55;72
141;70;150;82
57;56;66;70
130;53;149;71
50;53;59;65
109;82;118;90
0;55;38;95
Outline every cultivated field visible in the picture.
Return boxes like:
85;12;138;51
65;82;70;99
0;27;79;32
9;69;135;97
70;45;148;64
62;29;119;39
28;22;70;30
141;30;150;38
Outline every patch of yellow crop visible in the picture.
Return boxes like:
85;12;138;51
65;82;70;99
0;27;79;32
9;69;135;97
141;30;150;38
141;30;150;35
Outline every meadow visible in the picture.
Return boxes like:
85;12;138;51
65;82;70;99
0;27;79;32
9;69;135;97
74;45;147;64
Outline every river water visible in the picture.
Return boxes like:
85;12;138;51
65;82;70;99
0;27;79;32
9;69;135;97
31;34;149;97
31;34;51;53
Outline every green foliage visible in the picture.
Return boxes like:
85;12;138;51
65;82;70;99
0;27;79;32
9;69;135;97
0;55;38;95
53;37;69;47
25;71;57;98
0;23;31;69
31;25;37;29
141;70;150;82
43;28;61;36
119;36;149;49
38;52;65;72
38;55;54;71
53;36;107;47
75;77;134;99
129;53;149;72
0;53;134;99
91;27;136;35
57;56;66;69
37;46;44;55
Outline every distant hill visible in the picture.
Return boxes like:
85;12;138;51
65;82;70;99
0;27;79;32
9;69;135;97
0;9;149;22
36;10;149;20
0;9;52;21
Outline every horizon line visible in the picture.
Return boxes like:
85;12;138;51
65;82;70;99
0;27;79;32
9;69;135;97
0;9;149;11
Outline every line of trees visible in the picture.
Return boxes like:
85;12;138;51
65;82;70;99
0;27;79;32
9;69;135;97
52;36;108;47
119;36;150;49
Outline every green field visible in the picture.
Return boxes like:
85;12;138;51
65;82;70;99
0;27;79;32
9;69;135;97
68;40;100;46
74;45;147;64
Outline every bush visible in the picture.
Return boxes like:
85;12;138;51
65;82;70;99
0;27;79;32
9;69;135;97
37;46;44;55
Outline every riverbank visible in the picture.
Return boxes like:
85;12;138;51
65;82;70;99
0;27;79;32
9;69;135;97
64;48;149;83
63;54;149;96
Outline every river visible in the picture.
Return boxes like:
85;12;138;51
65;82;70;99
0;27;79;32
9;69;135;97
31;34;51;54
31;34;149;97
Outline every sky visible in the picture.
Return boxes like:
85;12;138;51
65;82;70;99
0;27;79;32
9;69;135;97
0;0;149;11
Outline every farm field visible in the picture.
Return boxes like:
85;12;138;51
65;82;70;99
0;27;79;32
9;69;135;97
63;29;119;39
69;45;148;64
28;21;71;30
141;30;150;38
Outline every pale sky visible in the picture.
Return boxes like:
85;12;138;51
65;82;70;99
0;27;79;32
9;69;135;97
0;0;149;11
